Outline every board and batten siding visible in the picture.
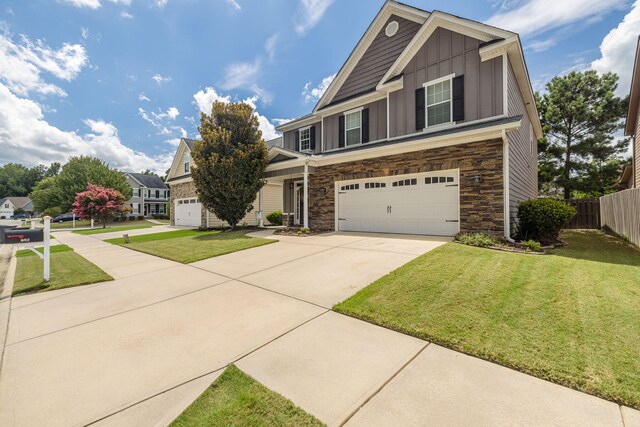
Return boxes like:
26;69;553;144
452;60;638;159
323;98;387;150
506;60;538;231
333;15;421;103
389;28;503;138
207;182;283;227
283;122;322;154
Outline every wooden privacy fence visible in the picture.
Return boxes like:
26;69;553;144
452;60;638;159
564;198;601;229
600;189;640;247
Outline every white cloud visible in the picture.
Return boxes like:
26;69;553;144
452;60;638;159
154;0;168;7
265;33;279;61
0;83;171;173
120;11;133;19
486;0;626;36
272;118;294;126
166;106;179;120
152;73;171;85
225;0;241;11
591;0;640;96
192;87;280;141
107;0;131;4
61;0;102;9
138;92;150;102
0;29;88;97
294;0;334;36
221;58;261;90
138;106;180;135
302;73;335;103
525;38;556;53
81;27;89;40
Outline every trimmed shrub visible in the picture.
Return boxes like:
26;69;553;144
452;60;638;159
266;210;283;226
42;207;62;218
520;239;542;252
455;232;500;248
516;198;576;244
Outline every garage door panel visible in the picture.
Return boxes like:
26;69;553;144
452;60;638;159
337;171;459;236
175;198;202;227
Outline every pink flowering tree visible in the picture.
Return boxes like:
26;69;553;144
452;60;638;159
72;184;130;228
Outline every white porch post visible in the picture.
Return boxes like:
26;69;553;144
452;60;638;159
258;187;264;228
303;162;309;228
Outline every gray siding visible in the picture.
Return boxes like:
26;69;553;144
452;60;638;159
283;122;322;154
333;15;421;103
390;28;503;138
322;98;387;151
507;61;537;233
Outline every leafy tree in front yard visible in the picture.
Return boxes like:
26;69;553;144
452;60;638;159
536;71;629;198
191;101;268;229
29;156;132;212
72;184;130;228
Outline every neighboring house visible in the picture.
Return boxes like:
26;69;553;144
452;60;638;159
165;138;283;227
124;172;170;217
0;197;33;218
266;0;541;237
623;36;640;189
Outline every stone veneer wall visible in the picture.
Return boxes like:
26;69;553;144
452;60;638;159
308;138;505;233
169;180;207;227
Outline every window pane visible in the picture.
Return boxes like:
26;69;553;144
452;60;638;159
427;102;451;126
346;111;360;129
346;128;360;145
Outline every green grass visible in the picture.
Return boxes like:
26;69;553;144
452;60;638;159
171;365;323;427
334;230;640;409
50;219;158;230
50;219;92;229
105;229;275;263
73;224;152;235
13;244;113;296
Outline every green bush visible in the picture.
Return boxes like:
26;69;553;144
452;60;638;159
43;207;62;218
455;232;500;248
520;239;542;252
266;210;283;226
516;198;576;244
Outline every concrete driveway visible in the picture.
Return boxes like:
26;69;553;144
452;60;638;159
0;230;448;426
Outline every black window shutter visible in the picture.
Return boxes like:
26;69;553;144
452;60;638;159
415;88;425;130
361;108;370;143
295;130;300;151
452;75;465;122
338;115;345;148
310;126;316;151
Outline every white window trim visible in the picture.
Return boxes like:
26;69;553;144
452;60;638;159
423;73;455;129
299;126;312;152
343;107;363;146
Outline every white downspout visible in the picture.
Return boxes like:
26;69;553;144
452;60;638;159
303;162;309;228
258;187;264;228
502;129;514;242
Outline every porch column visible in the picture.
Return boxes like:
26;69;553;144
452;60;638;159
303;162;309;228
258;187;264;228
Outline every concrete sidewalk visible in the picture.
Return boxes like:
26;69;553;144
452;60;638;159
0;230;637;426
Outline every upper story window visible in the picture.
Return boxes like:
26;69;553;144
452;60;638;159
155;190;160;198
345;110;361;146
183;152;190;173
299;127;311;151
425;76;453;127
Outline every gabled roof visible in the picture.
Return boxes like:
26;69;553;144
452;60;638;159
0;197;31;209
126;172;168;189
165;138;197;183
183;138;198;151
625;36;640;136
314;0;429;113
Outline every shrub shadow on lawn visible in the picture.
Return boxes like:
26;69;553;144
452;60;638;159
550;230;640;267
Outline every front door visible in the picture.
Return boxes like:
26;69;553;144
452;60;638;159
294;181;304;225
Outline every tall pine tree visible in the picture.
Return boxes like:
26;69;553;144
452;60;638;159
536;71;629;198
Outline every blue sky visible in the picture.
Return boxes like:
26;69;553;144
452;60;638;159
0;0;638;173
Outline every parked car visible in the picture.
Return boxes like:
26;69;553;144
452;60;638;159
53;213;79;223
11;213;29;219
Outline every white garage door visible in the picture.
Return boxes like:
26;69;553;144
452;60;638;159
175;198;202;227
337;170;459;236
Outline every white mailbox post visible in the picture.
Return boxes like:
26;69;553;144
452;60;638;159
43;216;51;282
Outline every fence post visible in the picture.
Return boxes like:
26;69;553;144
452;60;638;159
43;216;51;282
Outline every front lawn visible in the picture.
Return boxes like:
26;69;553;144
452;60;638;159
13;244;113;295
171;365;323;427
334;230;640;409
73;224;153;235
105;229;275;263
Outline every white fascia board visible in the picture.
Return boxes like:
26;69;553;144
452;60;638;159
376;74;404;92
276;116;319;132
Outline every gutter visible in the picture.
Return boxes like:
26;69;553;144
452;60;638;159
501;129;515;242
